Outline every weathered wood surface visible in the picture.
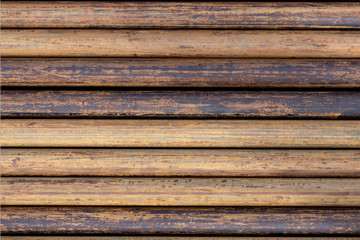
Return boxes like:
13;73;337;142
3;149;360;177
2;59;360;88
3;30;360;58
2;2;360;29
2;207;360;235
2;119;359;148
3;177;360;206
2;91;360;119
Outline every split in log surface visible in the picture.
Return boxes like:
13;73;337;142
2;149;360;177
3;58;360;88
2;177;360;206
2;119;359;148
2;90;360;119
2;2;360;29
2;207;360;235
3;30;360;58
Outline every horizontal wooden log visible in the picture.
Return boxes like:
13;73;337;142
2;2;360;29
3;149;360;177
3;30;360;58
3;59;360;88
2;91;360;119
2;238;359;240
2;119;359;148
3;177;360;206
2;59;360;88
2;207;360;235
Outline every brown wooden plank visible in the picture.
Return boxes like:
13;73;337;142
2;207;360;235
3;58;360;88
2;91;360;119
2;2;360;29
2;119;359;148
3;149;360;177
3;30;360;58
3;177;360;206
4;237;357;239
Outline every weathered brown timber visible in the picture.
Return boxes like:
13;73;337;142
3;58;360;88
2;91;360;119
3;237;358;240
3;30;360;58
2;207;360;235
2;2;360;29
3;149;360;177
2;119;359;148
3;177;360;206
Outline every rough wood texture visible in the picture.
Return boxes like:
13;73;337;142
2;91;360;119
2;207;360;235
1;237;357;239
3;149;360;177
2;2;360;29
3;177;360;206
3;30;360;58
2;119;360;148
3;59;360;88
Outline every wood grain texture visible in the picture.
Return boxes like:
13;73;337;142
2;59;360;88
3;90;360;119
2;207;360;235
3;149;360;177
2;119;360;148
3;30;360;58
3;177;360;206
3;238;360;240
2;2;360;29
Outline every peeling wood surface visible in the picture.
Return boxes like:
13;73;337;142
2;91;360;119
2;2;360;29
3;149;360;177
3;30;360;58
3;177;360;206
2;119;360;148
2;207;360;235
2;58;360;88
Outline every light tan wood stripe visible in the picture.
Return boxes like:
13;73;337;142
1;119;360;148
2;149;360;177
3;30;360;58
1;119;359;148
